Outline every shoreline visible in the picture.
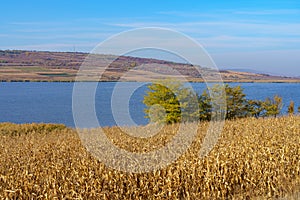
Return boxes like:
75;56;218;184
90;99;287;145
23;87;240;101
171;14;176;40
2;79;300;83
1;114;298;129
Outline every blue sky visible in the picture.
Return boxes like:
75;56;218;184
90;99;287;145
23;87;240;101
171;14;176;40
1;0;300;76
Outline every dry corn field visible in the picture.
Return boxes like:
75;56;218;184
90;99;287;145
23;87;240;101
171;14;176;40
0;116;300;199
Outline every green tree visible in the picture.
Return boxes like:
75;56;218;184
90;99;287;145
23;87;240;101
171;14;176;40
200;84;247;120
143;80;198;124
144;82;287;123
198;89;212;121
224;85;247;119
262;97;273;117
246;99;264;118
208;84;227;120
262;95;283;117
288;100;295;115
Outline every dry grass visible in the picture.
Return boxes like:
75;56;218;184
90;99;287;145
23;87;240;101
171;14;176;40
0;116;300;199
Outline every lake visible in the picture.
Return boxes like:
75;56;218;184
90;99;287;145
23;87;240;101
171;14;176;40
0;82;299;127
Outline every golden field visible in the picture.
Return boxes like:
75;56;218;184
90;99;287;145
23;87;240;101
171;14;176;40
0;116;300;199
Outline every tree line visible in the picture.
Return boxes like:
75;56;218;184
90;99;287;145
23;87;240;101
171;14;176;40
143;80;299;124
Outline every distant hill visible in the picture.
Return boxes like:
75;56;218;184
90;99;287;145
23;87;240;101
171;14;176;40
222;68;271;75
222;68;289;77
0;50;299;82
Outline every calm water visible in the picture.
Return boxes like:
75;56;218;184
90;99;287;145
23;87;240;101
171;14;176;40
0;82;299;127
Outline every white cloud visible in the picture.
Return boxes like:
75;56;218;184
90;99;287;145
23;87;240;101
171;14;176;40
4;42;96;52
157;11;216;18
197;35;300;51
234;9;300;15
159;9;300;17
109;20;300;37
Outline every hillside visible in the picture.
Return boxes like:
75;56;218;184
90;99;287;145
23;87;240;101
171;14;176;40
0;50;299;82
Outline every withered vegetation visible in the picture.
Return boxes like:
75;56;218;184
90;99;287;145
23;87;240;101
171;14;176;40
0;116;300;199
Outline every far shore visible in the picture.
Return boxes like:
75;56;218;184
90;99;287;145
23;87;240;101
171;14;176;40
1;79;300;83
1;50;300;84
